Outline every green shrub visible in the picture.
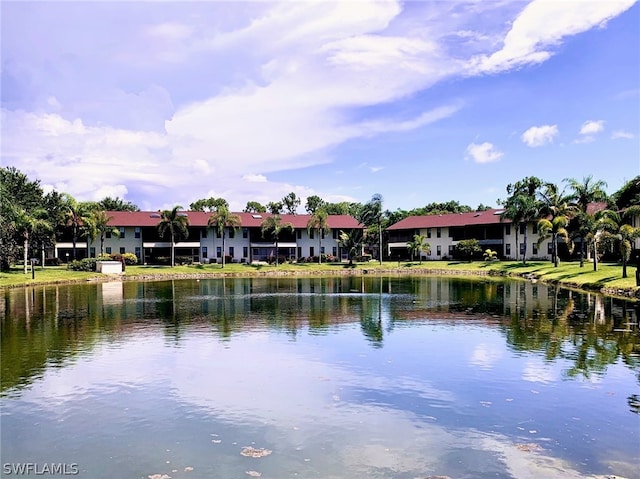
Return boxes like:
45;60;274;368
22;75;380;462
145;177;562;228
67;258;97;271
175;256;193;265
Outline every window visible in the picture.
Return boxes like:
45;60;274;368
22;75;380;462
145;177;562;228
309;229;314;239
202;246;208;258
106;230;111;239
243;228;248;239
89;247;96;258
310;246;315;257
297;247;302;258
120;247;125;254
135;247;141;260
321;246;325;254
216;229;221;238
229;247;234;258
135;227;141;239
532;244;538;255
229;228;235;239
321;230;325;239
217;247;222;258
427;228;432;239
333;229;338;239
119;227;125;239
519;223;526;235
436;228;441;238
201;228;207;239
437;245;441;256
505;244;511;256
296;230;302;239
448;245;455;256
106;247;112;254
520;243;525;255
243;247;248;258
532;223;538;234
333;247;337;256
547;243;553;254
505;224;510;235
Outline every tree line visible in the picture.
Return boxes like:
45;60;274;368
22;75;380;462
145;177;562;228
1;166;638;274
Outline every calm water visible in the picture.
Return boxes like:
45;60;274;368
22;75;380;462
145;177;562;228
1;276;639;479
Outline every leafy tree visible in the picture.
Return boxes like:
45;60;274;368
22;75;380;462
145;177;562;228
0;166;44;211
305;195;326;214
599;206;640;278
86;209;120;255
244;201;266;213
307;209;330;263
266;201;284;214
580;209;618;271
190;197;228;212
282;192;301;214
476;203;493;212
157;206;190;267
456;239;482;262
323;201;362;217
208;205;241;268
537;216;572;267
339;229;364;265
414;200;473;216
407;234;430;263
565;175;608;266
610;175;640;210
260;215;293;266
98;196;139;212
358;193;384;264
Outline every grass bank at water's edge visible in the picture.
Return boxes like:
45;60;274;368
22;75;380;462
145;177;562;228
1;260;638;300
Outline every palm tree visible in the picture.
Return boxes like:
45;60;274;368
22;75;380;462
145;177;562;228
63;194;92;260
307;210;330;264
565;176;608;267
157;206;189;267
14;208;51;274
599;206;640;278
580;209;618;272
260;215;293;266
208;205;241;268
537;216;572;267
339;229;364;266
407;234;430;263
359;194;384;264
86;209;120;255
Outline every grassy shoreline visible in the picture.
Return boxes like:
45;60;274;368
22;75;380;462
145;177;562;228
1;260;638;300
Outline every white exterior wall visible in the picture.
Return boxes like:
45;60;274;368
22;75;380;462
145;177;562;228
90;226;143;258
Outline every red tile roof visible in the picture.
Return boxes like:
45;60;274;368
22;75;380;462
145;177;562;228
105;211;362;229
387;209;507;230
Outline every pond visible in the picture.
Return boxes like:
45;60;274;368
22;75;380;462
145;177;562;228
1;276;639;479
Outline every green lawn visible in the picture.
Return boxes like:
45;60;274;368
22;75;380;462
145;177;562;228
1;260;638;296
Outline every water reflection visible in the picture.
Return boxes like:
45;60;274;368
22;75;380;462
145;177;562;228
1;276;639;478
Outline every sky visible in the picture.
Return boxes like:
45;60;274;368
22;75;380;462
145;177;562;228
1;0;639;213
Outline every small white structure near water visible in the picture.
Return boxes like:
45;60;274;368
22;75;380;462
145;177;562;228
96;261;123;274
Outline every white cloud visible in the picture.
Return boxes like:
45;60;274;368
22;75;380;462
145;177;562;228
521;124;558;147
370;166;384;173
579;120;604;135
612;130;635;139
466;142;503;163
243;173;268;183
468;0;636;74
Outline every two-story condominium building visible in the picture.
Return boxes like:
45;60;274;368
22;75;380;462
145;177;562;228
386;208;552;261
55;211;363;264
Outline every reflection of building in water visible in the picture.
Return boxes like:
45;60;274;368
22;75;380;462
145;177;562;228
101;282;124;305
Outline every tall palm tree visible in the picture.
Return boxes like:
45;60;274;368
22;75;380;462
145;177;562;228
86;209;120;255
565;175;608;267
307;209;330;264
359;194;383;264
579;209;618;272
260;215;293;266
208;205;241;268
407;234;430;264
157;206;189;267
599;206;640;278
63;194;92;260
538;183;577;266
14;208;51;274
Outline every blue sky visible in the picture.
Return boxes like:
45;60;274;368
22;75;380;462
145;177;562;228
1;1;638;212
